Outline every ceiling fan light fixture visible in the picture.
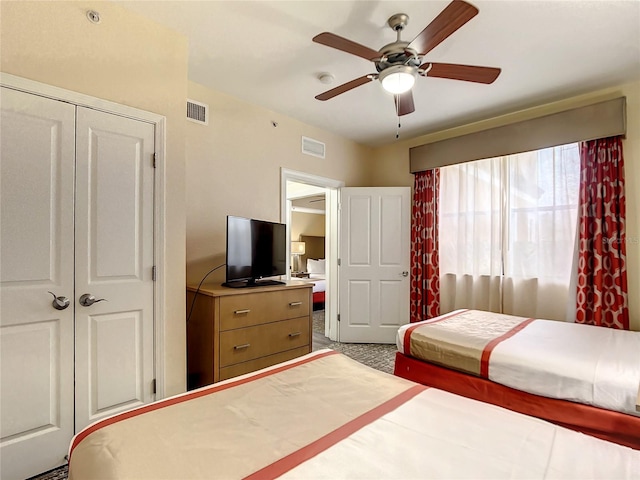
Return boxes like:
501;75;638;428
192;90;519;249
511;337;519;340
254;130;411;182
379;65;416;94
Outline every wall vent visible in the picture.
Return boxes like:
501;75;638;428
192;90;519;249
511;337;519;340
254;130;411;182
301;136;325;159
186;99;208;125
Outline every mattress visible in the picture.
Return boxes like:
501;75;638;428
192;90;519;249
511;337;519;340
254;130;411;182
308;273;325;293
397;309;640;416
68;350;640;479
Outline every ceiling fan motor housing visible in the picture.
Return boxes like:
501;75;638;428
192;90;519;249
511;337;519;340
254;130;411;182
375;42;421;73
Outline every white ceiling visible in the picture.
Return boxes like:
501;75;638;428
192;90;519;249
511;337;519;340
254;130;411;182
115;0;640;147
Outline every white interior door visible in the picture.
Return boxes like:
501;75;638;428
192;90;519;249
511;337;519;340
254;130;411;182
338;187;411;343
74;107;156;431
0;87;76;479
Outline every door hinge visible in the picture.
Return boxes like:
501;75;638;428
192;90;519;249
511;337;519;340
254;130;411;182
337;258;341;266
337;313;341;322
152;265;157;281
152;378;157;394
153;153;157;168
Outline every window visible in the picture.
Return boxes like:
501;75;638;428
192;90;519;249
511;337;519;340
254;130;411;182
438;143;580;319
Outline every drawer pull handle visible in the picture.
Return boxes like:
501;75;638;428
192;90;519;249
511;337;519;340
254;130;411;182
289;302;302;307
234;343;251;350
288;332;301;338
234;309;251;315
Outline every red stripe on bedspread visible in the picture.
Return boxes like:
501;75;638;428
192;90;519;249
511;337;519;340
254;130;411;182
69;350;339;458
480;318;535;378
402;309;468;355
243;384;428;480
394;351;640;450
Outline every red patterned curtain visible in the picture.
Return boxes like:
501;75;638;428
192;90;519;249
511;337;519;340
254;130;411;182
576;136;629;329
410;169;440;323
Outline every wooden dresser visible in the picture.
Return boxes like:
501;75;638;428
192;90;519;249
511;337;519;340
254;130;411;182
186;281;313;389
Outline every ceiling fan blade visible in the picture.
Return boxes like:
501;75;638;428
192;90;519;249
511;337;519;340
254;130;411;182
407;0;478;55
422;62;501;84
313;32;380;61
315;75;375;101
394;91;415;116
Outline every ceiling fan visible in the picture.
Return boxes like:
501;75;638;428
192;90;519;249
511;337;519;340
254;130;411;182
313;0;501;116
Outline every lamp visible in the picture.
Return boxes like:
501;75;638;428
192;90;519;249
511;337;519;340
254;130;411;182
291;241;306;273
379;65;417;95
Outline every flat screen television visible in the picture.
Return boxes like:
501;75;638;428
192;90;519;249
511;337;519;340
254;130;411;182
223;215;287;288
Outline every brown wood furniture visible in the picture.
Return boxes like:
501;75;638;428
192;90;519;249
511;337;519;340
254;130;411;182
291;272;310;278
300;234;325;270
187;281;313;389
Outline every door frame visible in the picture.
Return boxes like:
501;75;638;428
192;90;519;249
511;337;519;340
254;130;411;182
280;169;343;341
0;72;168;398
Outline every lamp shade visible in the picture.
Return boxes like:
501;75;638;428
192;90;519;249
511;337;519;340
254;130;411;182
379;65;417;95
291;241;306;255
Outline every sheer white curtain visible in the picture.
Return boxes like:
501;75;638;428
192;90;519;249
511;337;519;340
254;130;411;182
439;144;580;320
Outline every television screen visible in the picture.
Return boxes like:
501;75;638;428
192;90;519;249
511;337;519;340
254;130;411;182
224;216;286;287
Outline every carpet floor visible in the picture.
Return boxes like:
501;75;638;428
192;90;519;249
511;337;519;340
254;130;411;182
311;310;397;374
30;310;397;480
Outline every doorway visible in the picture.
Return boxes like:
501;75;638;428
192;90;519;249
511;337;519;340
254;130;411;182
280;169;343;342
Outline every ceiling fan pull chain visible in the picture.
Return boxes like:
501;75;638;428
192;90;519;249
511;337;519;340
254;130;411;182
395;96;401;139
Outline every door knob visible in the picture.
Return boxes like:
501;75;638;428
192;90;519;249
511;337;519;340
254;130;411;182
48;291;70;310
79;293;107;307
400;271;409;277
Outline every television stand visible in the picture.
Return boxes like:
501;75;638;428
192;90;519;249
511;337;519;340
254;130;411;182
186;281;313;388
222;279;285;288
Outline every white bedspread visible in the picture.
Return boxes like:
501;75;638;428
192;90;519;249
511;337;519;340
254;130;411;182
283;388;639;480
69;350;640;479
490;318;640;416
308;273;326;293
397;310;640;416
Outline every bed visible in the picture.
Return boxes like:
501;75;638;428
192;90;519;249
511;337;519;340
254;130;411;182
300;235;325;310
306;258;325;310
68;349;639;479
395;308;640;449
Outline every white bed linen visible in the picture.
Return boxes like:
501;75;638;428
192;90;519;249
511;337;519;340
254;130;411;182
490;318;640;416
69;350;640;479
308;273;326;293
397;311;640;416
283;388;639;480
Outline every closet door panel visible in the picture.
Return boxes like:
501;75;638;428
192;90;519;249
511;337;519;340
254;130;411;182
89;311;143;413
0;87;75;480
74;107;155;431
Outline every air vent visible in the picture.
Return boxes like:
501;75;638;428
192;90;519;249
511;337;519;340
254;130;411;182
301;136;325;159
186;99;208;125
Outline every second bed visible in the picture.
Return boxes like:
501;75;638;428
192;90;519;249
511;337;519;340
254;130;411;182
395;309;640;449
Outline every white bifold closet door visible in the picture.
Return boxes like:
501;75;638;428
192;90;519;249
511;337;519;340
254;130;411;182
74;106;155;432
0;86;155;480
0;87;77;480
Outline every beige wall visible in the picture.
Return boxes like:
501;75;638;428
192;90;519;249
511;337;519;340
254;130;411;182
185;81;372;285
370;81;640;331
1;1;189;394
291;212;326;241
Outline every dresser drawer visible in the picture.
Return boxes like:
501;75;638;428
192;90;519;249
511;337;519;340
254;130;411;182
219;316;310;367
219;346;310;381
219;288;310;331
